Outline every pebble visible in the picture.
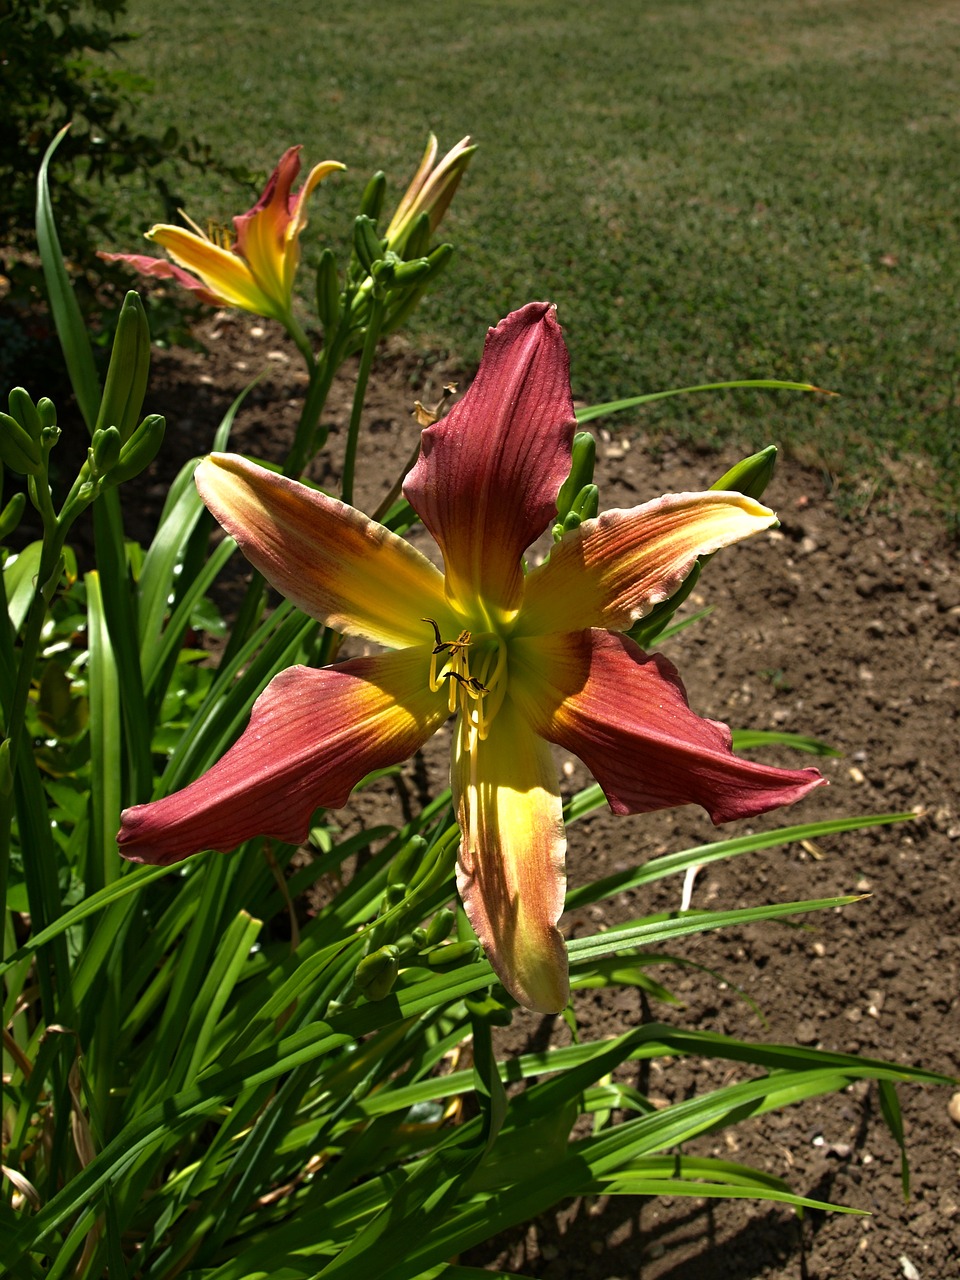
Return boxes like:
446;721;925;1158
880;951;899;976
795;1019;819;1044
899;1255;921;1280
948;1092;960;1126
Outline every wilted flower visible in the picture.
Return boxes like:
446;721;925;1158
118;303;823;1012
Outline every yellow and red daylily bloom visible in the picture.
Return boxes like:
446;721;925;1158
101;147;344;323
384;134;476;253
118;303;824;1013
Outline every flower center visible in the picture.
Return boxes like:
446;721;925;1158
423;618;508;740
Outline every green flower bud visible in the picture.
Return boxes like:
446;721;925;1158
96;292;151;443
37;398;57;430
0;492;26;541
553;432;597;539
40;424;61;455
315;248;341;331
92;426;122;476
358;170;387;223
355;945;400;1000
101;415;165;489
8;388;42;442
424;907;455;948
387;834;427;886
712;445;778;501
424;939;479;969
389;257;433;289
354;215;385;273
0;411;42;474
401;211;431;262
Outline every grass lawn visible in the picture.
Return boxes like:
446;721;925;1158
105;0;960;522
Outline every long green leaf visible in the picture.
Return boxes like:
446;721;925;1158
575;379;828;426
565;812;910;911
35;126;100;430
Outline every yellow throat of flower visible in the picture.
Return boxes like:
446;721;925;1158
423;619;508;741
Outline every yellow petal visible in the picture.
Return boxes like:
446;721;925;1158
146;226;277;317
518;491;778;635
197;453;457;649
454;697;568;1013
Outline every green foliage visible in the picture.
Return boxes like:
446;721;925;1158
1;126;952;1279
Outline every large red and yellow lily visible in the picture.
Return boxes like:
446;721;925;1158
101;147;343;324
118;303;823;1012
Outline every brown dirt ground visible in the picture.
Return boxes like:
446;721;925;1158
108;313;960;1280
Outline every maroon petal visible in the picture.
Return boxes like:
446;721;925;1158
118;650;446;866
98;252;224;305
512;630;825;824
403;303;576;618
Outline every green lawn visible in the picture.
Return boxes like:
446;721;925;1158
107;0;960;521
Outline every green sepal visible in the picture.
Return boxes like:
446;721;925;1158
8;387;42;443
96;291;151;443
354;215;385;272
101;415;165;489
315;248;341;331
358;170;386;223
0;492;26;541
0;411;42;474
711;445;778;500
355;945;400;1000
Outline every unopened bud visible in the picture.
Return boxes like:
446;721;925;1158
401;211;431;262
354;215;385;273
355;945;400;1000
315;248;341;331
97;292;151;443
424;939;479;970
553;432;596;540
92;426;122;476
101;414;165;489
388;835;427;886
37;398;57;430
358;171;387;223
424;907;455;948
0;492;26;541
712;446;778;501
0;411;42;474
8;388;42;443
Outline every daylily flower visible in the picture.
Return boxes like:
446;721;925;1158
118;303;824;1013
384;134;476;253
100;147;344;324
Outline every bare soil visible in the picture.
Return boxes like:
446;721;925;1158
122;314;960;1280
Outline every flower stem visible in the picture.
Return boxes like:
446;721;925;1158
341;292;386;507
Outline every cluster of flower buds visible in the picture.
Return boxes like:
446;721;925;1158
77;293;165;500
552;430;600;541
